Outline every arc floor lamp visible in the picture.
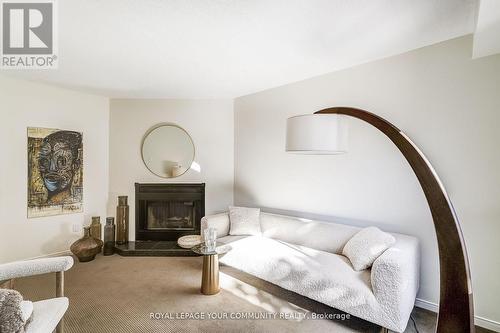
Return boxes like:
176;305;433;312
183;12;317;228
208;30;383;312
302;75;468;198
285;107;474;333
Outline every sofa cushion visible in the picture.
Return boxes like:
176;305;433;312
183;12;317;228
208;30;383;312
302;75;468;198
25;297;68;333
229;206;262;236
260;213;359;254
20;300;33;324
219;236;380;311
219;235;415;332
342;227;396;271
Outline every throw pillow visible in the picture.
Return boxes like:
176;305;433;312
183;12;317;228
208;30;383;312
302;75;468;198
342;226;396;271
0;288;33;333
228;206;261;236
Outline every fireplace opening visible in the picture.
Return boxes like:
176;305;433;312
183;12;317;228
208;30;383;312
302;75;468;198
147;201;194;230
135;183;204;241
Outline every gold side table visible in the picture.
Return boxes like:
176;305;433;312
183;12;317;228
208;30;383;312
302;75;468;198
191;243;230;295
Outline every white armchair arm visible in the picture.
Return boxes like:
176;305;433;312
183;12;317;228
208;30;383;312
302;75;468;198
0;256;74;281
201;212;230;238
371;236;420;332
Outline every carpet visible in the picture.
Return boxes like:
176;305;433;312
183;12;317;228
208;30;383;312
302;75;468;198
12;254;489;333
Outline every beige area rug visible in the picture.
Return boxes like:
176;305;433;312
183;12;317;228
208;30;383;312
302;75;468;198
14;254;426;333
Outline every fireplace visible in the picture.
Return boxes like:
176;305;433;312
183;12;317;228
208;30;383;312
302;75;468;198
135;183;204;241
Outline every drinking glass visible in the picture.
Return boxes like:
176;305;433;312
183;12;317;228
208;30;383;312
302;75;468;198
204;227;217;252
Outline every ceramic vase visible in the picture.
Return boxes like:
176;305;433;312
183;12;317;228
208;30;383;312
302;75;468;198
70;227;103;262
116;196;129;245
90;216;102;240
103;217;116;256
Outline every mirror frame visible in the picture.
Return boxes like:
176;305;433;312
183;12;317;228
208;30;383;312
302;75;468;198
140;122;195;179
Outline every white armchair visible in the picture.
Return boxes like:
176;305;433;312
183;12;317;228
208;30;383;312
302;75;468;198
0;256;74;333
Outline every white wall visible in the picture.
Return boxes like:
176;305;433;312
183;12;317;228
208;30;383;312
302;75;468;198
473;0;500;59
234;36;500;326
0;75;109;263
109;99;234;240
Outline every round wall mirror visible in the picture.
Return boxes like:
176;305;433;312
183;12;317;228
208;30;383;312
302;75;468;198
141;123;195;178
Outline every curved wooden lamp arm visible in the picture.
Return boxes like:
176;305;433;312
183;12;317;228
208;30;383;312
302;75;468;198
315;107;474;333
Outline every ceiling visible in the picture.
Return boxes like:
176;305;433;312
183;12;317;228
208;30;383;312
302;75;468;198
4;0;478;98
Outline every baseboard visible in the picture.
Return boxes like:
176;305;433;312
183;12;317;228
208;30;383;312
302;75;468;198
415;298;438;312
25;250;72;261
475;316;500;333
415;298;500;332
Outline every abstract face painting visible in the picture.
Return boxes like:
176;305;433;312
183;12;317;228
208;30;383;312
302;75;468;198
27;128;83;218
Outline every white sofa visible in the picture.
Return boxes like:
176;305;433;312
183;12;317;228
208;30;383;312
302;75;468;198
201;212;420;333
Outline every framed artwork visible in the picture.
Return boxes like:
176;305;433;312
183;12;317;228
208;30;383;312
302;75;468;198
27;127;83;218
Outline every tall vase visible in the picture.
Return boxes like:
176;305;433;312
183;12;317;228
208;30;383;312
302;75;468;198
90;216;102;240
103;217;116;256
116;196;129;245
70;227;103;262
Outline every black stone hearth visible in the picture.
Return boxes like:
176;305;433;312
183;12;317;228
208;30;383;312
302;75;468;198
114;241;198;257
115;183;205;257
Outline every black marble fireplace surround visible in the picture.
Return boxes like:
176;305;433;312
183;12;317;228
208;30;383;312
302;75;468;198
135;183;205;241
114;183;204;257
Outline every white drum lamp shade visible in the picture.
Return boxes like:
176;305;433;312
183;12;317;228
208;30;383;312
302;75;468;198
286;114;348;154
